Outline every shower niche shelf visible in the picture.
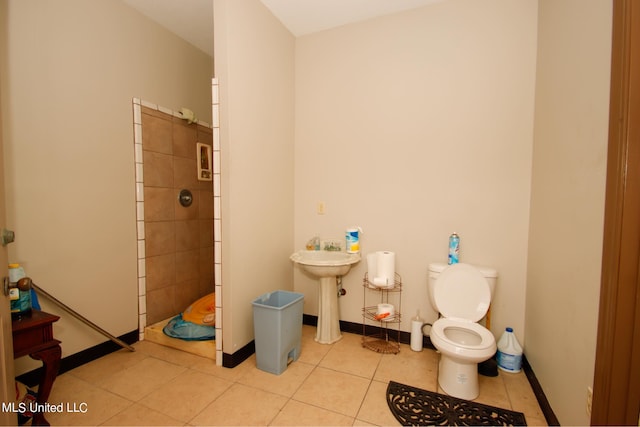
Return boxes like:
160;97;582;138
361;272;402;354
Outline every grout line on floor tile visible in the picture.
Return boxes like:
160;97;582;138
100;400;137;426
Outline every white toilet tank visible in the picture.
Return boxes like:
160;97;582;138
427;262;498;313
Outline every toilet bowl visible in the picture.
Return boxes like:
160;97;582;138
428;262;497;400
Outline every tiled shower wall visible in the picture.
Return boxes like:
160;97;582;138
133;99;214;329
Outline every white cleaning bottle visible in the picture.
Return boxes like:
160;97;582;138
496;327;523;373
410;310;424;352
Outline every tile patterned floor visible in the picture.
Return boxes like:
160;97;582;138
44;325;547;426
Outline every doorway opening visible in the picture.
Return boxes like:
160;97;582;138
132;98;218;361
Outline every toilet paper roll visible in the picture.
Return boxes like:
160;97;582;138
376;303;395;319
374;251;395;288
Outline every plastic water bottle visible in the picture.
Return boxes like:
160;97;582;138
496;327;523;373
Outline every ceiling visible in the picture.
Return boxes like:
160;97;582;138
122;0;443;57
122;0;214;56
259;0;443;37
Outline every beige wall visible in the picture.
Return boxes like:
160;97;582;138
526;1;612;425
1;0;212;373
294;0;538;339
213;0;295;355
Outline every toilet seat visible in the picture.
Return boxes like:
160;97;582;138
434;263;491;322
431;318;495;351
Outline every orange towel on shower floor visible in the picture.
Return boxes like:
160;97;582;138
182;293;215;326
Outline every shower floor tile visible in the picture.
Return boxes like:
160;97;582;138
144;316;215;360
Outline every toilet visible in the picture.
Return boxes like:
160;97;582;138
427;262;498;400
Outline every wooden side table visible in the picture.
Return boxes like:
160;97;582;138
12;309;61;427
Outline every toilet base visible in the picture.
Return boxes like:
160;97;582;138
438;354;480;400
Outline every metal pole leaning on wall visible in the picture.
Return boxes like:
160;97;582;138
31;281;135;352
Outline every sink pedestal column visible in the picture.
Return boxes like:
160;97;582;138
315;276;342;344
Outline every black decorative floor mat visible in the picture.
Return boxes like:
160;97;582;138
386;381;527;426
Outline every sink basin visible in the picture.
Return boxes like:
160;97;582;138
290;250;361;278
290;250;361;344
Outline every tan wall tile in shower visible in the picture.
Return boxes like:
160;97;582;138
175;220;200;252
199;246;214;278
145;254;176;292
172;120;198;159
144;187;175;222
197;124;213;140
198;180;213;192
142;112;172;155
174;157;199;189
143;151;174;187
145;221;176;257
175;249;200;282
174;278;200;312
199;191;213;219
146;286;177;325
200;278;214;299
141;106;168;120
199;219;213;247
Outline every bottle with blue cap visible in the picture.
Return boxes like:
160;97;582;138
448;233;460;265
496;327;523;373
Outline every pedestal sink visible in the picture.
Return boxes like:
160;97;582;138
290;250;361;344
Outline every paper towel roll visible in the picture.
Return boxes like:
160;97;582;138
366;253;377;287
372;277;387;287
374;251;395;288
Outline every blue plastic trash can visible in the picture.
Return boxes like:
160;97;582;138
252;290;304;375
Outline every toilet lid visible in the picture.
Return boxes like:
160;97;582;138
434;263;491;322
